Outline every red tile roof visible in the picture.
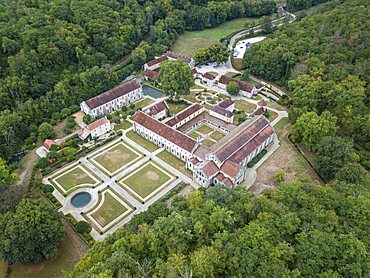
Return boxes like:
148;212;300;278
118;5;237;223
86;118;110;131
191;68;198;75
144;70;159;80
146;55;167;67
229;125;274;164
254;107;265;115
43;139;57;150
145;100;168;116
220;160;240;178
218;99;234;109
201;161;219;177
194;145;211;160
219;75;256;93
166;104;203;127
132;111;197;153
224;178;233;188
211;105;233;118
165;51;192;64
85;79;141;109
214;116;270;163
257;99;267;106
215;173;225;181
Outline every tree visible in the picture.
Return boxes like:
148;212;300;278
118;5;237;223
0;198;65;264
190;246;221;277
83;114;94;125
335;163;368;185
194;44;230;65
315;136;354;180
291;111;337;151
158;60;194;99
227;81;240;95
0;158;17;186
38;122;55;140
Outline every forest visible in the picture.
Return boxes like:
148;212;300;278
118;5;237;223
0;0;275;161
243;0;370;172
71;176;369;277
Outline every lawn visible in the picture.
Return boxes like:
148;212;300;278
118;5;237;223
210;131;225;141
167;102;190;115
0;261;7;278
54;166;97;191
158;151;192;177
235;99;257;113
91;192;129;227
172;17;257;57
183;91;199;103
134;98;154;110
126;130;159;152
202;139;216;147
9;221;88;278
266;109;278;122
196;124;214;135
122;163;171;198
188;131;200;139
114;121;132;131
93;143;139;174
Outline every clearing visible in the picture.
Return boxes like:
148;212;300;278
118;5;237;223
250;118;322;195
172;17;258;57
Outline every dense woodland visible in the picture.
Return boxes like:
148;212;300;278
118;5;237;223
71;177;369;277
243;0;370;172
0;0;275;162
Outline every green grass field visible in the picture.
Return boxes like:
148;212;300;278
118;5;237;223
183;91;199;103
210;131;225;141
157;151;192;177
91;192;128;227
188;131;200;139
94;143;139;174
172;17;257;57
202;139;215;147
134;98;153;110
54;166;97;191
235;99;257;113
168;102;190;115
123;163;171;198
126;130;159;152
196;125;214;135
114;121;132;131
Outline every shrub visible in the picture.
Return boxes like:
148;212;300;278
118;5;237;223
75;221;92;234
44;184;54;193
37;157;49;169
83;114;94;124
121;106;128;112
227;81;240;95
264;110;270;119
129;104;135;110
128;111;135;116
106;114;113;120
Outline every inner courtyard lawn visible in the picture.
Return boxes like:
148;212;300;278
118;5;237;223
196;124;214;135
114;121;132;131
234;99;257;113
126;130;159;152
93;143;139;174
122;163;171;198
91;192;128;228
202;139;216;147
54;166;97;191
172;17;257;57
157;151;192;177
210;131;225;141
167;102;190;114
188;131;200;139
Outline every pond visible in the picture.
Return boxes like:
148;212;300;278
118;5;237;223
142;85;164;98
71;192;91;208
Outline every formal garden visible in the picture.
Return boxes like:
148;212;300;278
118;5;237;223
187;123;227;148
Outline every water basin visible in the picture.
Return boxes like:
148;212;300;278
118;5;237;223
71;192;91;208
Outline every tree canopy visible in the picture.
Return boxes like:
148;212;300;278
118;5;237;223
195;43;230;64
0;198;65;264
159;60;194;98
71;182;370;277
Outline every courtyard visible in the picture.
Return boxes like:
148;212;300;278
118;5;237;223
187;123;227;148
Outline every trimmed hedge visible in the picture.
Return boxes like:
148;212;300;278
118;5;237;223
247;149;268;167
